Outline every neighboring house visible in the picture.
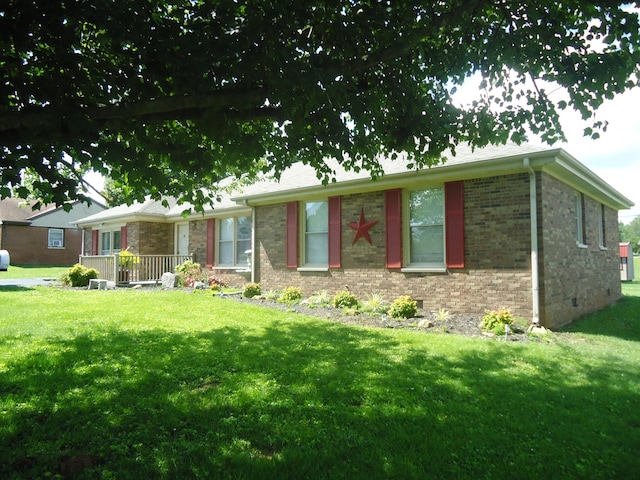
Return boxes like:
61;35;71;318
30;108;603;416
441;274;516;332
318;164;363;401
0;198;107;266
75;144;634;329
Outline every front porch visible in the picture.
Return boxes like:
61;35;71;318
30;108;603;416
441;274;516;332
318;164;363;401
79;254;193;285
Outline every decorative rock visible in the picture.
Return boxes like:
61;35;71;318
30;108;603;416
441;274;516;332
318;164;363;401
528;325;550;334
193;281;207;289
161;272;176;289
417;319;433;328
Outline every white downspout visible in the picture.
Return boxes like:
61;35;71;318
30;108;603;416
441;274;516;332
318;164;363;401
524;158;540;324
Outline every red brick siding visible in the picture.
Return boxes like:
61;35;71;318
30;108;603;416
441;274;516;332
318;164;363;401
1;225;82;266
126;222;174;255
538;172;622;327
255;174;535;319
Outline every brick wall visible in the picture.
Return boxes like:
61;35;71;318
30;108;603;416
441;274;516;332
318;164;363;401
255;173;535;319
2;225;82;265
538;172;622;327
127;222;174;254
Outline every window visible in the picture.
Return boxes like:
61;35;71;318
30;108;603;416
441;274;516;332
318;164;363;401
48;228;64;248
286;198;340;269
406;187;445;267
303;201;328;266
217;216;251;266
575;192;586;246
386;182;464;270
100;229;121;255
598;203;606;248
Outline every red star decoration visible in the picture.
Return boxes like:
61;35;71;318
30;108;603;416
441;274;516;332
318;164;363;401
348;208;378;245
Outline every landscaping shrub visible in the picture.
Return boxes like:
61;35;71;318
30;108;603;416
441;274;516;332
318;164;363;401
278;286;303;304
306;290;333;307
208;276;227;291
63;263;99;287
264;289;281;301
243;283;261;298
434;308;452;322
361;293;389;315
175;260;205;287
388;295;418;319
332;290;359;309
480;306;515;335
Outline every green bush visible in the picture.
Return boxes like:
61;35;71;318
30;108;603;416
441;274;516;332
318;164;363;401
175;260;205;287
243;283;261;298
63;263;99;287
361;293;389;315
480;307;515;335
306;290;333;308
332;290;359;309
278;286;303;304
388;295;418;319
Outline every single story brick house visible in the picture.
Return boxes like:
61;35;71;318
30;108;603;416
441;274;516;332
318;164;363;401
75;143;633;328
0;198;106;266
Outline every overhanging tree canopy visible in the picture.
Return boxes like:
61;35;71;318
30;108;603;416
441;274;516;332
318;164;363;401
2;0;639;209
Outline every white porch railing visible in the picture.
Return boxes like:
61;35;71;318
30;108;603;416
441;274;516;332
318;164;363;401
79;254;193;284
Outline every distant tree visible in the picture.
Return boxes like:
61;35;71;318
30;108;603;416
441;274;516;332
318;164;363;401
101;177;128;208
2;1;640;210
622;217;640;253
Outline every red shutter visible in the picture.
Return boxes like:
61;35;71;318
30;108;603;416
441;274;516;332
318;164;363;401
286;201;298;268
385;189;402;268
120;226;127;251
328;196;341;268
91;230;99;255
206;218;215;267
445;180;465;268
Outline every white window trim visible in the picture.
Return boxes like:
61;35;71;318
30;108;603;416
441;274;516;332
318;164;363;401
575;192;587;247
48;228;64;248
598;203;607;250
215;216;251;268
299;200;329;269
402;187;446;271
99;228;123;255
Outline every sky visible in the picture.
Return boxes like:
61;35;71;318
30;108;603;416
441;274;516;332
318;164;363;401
551;87;640;225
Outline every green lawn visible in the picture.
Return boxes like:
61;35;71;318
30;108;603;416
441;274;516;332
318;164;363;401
0;285;639;479
1;265;71;279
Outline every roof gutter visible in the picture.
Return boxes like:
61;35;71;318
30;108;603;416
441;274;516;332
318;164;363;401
523;158;540;325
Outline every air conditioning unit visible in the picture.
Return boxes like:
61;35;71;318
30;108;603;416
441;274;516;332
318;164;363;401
51;240;62;247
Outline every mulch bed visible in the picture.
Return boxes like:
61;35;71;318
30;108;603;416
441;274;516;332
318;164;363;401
224;294;537;342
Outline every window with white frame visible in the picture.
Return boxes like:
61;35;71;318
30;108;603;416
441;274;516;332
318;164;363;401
406;187;445;267
575;192;586;246
48;228;64;248
100;229;121;255
217;216;251;266
598;203;606;248
303;201;328;266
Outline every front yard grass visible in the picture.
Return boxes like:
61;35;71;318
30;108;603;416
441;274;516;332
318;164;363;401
0;265;71;279
0;284;638;479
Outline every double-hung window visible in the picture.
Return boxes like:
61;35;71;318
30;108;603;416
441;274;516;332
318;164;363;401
217;216;251;267
303;201;329;267
100;229;121;255
48;228;64;248
386;182;464;271
407;187;445;268
575;192;586;246
598;203;606;248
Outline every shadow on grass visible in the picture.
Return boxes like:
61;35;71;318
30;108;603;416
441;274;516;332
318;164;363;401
0;285;34;292
560;294;640;342
1;319;639;479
